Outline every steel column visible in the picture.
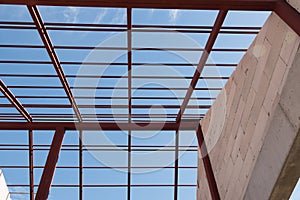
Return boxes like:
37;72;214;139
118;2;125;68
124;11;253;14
29;130;34;200
79;130;83;200
174;130;179;200
196;124;220;200
176;10;228;123
127;8;132;200
35;128;66;200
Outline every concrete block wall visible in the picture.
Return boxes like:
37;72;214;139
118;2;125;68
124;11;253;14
197;8;300;200
0;170;11;200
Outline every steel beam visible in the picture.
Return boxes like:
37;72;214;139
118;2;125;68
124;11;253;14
174;130;179;200
127;8;132;200
0;80;32;122
176;10;228;123
0;121;198;130
0;104;211;109
35;128;65;200
196;124;220;200
79;130;83;200
29;130;34;200
0;0;278;10
27;6;82;122
274;0;300;36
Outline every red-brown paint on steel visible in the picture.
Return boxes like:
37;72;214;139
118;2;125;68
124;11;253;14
0;0;278;10
35;128;65;200
0;121;199;130
27;5;82;122
0;80;32;122
274;0;300;36
176;10;228;123
196;124;221;200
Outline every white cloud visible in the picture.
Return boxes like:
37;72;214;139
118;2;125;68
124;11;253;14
169;9;179;23
63;7;80;23
93;9;108;24
149;9;155;14
112;8;127;24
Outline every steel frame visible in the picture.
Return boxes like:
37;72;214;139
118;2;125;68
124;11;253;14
27;5;82;122
0;121;198;130
196;124;220;200
35;128;65;200
0;1;299;200
176;10;228;123
0;0;280;10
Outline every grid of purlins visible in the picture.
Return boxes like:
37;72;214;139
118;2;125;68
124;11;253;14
0;1;299;200
0;130;198;200
0;3;277;200
0;5;265;123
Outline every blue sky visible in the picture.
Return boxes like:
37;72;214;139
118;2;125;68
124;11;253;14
290;179;300;200
1;4;293;200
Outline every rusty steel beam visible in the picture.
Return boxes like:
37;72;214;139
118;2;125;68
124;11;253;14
27;6;82;122
0;0;278;10
0;80;32;122
176;10;228;123
0;121;198;130
274;0;300;36
35;128;65;200
196;124;220;200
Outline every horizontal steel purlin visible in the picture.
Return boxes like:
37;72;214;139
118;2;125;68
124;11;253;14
0;121;199;130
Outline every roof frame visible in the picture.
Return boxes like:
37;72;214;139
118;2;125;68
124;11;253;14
1;2;298;200
176;10;228;123
0;80;32;122
27;5;82;122
0;0;297;124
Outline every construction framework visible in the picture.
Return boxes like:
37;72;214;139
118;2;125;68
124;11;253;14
0;0;299;200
